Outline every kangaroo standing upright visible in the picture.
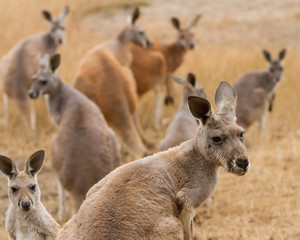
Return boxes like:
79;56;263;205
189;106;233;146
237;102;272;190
58;82;249;240
0;150;60;240
0;6;69;133
74;7;152;158
159;73;206;151
130;15;201;129
233;49;286;131
29;54;121;221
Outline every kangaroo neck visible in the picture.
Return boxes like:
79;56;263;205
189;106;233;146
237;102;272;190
43;32;59;54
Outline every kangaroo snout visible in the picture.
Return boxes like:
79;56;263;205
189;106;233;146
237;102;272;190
28;90;39;99
146;40;153;49
236;158;249;169
19;199;32;211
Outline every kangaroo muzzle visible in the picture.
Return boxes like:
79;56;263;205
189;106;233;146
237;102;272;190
28;90;39;99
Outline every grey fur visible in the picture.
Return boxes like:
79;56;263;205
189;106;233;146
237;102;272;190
0;150;60;240
58;82;249;240
29;54;121;221
159;73;206;151
233;49;286;131
0;6;69;133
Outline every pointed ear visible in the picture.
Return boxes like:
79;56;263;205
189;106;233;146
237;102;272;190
171;17;181;31
215;82;237;121
25;150;45;177
50;54;61;73
187;73;196;87
188;96;212;125
131;7;140;25
262;49;272;63
187;14;201;28
278;48;286;61
171;74;185;85
59;5;69;22
42;10;52;22
0;155;18;180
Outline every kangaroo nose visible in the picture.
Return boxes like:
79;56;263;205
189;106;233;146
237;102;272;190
147;40;153;49
236;158;249;169
28;90;39;99
21;201;31;210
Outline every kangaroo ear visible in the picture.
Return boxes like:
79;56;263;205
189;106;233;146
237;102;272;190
25;150;45;177
215;82;237;122
131;7;140;25
187;14;201;28
187;73;196;87
0;155;18;180
42;10;52;22
171;74;185;85
262;49;272;62
59;5;69;22
50;54;61;73
188;96;212;125
171;17;181;31
278;48;286;61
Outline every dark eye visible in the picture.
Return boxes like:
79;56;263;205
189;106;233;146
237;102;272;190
239;132;245;141
179;35;185;40
29;185;36;191
39;80;48;85
270;68;275;73
212;136;222;143
11;187;18;193
138;31;144;36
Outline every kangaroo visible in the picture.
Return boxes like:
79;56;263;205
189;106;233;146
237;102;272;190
130;15;201;129
233;48;286;131
0;150;60;240
58;82;249;240
28;54;121;221
74;7;152;157
159;73;207;151
0;6;69;134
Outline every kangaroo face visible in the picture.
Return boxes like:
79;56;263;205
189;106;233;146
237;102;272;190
42;6;69;45
268;60;284;82
171;15;201;50
188;82;250;176
200;116;249;175
129;25;152;49
263;48;286;82
29;54;61;99
8;173;40;212
29;65;56;99
0;150;45;212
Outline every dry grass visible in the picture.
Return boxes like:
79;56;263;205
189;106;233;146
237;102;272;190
0;0;300;239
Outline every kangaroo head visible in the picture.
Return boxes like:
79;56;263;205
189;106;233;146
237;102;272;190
125;7;152;49
171;72;207;103
42;6;69;45
29;54;61;99
188;82;249;176
0;150;45;212
263;48;286;82
171;14;201;50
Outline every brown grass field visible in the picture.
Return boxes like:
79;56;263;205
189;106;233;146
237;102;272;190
0;0;300;239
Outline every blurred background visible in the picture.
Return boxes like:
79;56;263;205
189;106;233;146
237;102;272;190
0;0;300;239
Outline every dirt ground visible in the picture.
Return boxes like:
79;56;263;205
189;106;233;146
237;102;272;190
0;0;300;239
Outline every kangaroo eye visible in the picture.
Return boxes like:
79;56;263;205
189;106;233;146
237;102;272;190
11;187;18;193
270;68;275;73
29;185;36;191
239;132;245;141
40;80;48;85
138;31;144;36
212;136;222;143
